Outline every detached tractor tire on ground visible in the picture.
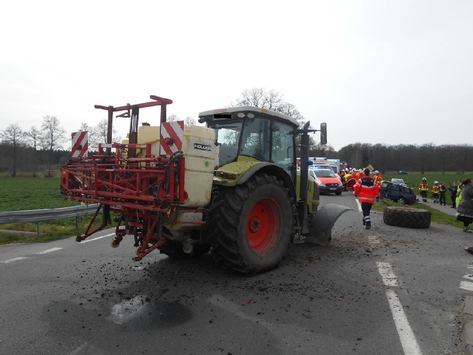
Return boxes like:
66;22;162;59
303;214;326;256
383;206;431;229
206;173;293;274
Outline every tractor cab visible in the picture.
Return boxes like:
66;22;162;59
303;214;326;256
198;106;299;181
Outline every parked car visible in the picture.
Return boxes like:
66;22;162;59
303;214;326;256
309;168;343;195
380;181;417;204
398;170;408;175
391;178;407;187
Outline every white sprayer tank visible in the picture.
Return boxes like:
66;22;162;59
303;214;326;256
137;123;217;208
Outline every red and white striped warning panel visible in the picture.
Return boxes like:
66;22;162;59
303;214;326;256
160;121;184;156
71;131;88;158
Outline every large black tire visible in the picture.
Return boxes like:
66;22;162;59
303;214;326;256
383;207;431;228
206;173;293;274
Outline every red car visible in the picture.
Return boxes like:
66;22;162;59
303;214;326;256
309;168;343;195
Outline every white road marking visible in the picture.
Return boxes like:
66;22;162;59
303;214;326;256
385;289;423;355
0;257;28;264
376;261;399;287
376;262;423;355
463;274;473;281
36;247;62;254
355;198;362;211
1;232;114;264
80;233;115;243
460;280;473;292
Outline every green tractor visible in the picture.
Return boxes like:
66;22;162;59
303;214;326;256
61;96;351;274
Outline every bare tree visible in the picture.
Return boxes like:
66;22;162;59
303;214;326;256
39;115;66;177
167;114;198;126
233;88;303;117
233;88;314;150
167;114;179;122
25;126;41;177
0;124;24;177
93;119;121;148
185;116;197;125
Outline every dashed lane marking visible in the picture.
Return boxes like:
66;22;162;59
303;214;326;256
376;261;399;287
376;261;423;355
460;280;473;292
79;233;115;243
385;288;423;355
1;233;114;264
0;257;29;264
36;247;63;255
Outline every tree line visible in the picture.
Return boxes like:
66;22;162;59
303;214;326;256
0;115;120;177
2;89;472;176
2;126;472;177
311;142;473;174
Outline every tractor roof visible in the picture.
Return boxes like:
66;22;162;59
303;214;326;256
198;106;300;127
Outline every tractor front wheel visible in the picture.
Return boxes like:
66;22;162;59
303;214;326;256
207;174;293;274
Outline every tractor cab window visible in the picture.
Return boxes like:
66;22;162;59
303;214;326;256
239;117;270;161
215;123;241;166
271;121;294;177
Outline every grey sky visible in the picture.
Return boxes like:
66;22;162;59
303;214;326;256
1;0;472;150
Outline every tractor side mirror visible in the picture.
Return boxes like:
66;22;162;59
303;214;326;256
320;122;327;145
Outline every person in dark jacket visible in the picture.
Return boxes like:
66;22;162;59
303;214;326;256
450;182;458;208
353;168;380;230
439;182;447;206
457;178;473;233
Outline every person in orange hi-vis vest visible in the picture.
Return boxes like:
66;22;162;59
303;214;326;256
373;170;383;186
419;177;429;202
354;168;380;230
432;181;440;203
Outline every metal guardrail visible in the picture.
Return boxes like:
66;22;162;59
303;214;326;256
0;204;99;237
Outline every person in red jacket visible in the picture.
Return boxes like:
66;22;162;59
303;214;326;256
354;168;380;229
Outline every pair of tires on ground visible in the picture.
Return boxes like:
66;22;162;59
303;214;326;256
383;207;431;229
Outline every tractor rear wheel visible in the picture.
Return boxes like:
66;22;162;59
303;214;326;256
207;174;293;274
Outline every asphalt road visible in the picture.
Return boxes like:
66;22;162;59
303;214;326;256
1;193;472;355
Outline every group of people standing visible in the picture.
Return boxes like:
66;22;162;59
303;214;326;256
418;178;447;205
419;177;473;233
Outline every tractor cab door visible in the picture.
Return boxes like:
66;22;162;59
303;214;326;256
239;116;295;180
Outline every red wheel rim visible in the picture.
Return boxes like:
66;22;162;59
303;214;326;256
246;198;280;253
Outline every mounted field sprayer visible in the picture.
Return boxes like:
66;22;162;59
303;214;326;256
60;95;351;273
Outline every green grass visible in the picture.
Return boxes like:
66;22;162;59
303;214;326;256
0;175;79;211
0;175;104;244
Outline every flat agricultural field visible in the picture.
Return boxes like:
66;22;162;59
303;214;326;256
0;176;79;212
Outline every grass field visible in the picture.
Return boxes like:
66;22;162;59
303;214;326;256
0;176;79;211
0;175;97;244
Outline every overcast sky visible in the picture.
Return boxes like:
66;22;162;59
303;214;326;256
1;0;472;151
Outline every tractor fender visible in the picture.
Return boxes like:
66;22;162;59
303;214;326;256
243;163;297;203
215;161;297;202
305;203;354;246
